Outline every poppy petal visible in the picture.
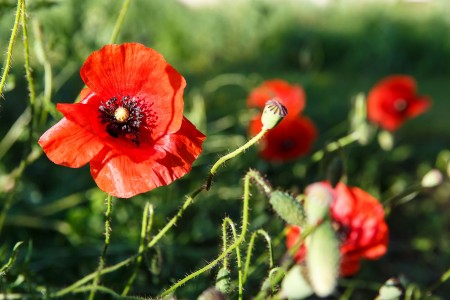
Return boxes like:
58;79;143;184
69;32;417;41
407;96;431;118
80;43;185;138
38;118;104;168
90;117;205;198
250;115;317;161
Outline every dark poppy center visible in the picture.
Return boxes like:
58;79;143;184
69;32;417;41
280;139;296;152
98;96;144;146
393;98;408;112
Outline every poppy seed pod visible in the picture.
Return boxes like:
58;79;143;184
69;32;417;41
261;100;288;130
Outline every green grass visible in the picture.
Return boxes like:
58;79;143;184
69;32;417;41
1;0;450;299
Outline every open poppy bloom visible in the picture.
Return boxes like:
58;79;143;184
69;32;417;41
249;114;317;161
286;182;388;276
247;79;305;117
39;43;205;198
367;75;431;131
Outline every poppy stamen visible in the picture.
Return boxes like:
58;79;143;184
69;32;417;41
394;98;408;112
98;96;144;145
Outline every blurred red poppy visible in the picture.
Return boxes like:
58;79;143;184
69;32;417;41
39;43;205;198
247;79;305;117
249;115;317;161
367;75;431;131
286;182;388;276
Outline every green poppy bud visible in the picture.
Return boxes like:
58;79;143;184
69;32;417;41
421;169;443;188
306;221;340;297
269;191;305;226
261;100;288;130
305;183;334;225
215;267;230;294
377;278;404;300
279;265;314;299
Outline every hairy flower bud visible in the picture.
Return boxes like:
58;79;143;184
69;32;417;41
305;183;334;225
421;169;443;188
261;99;288;130
215;267;231;294
269;191;305;226
306;221;340;297
279;265;313;299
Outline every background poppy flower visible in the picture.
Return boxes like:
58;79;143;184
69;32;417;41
367;75;431;131
286;182;389;276
249;115;317;161
247;79;306;117
39;43;206;198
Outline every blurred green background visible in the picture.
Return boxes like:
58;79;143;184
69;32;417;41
1;0;450;298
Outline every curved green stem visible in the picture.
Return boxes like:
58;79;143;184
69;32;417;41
52;187;203;298
53;126;267;298
426;267;450;296
254;223;320;300
0;0;23;98
161;172;253;297
0;241;23;276
222;217;243;300
109;0;132;44
88;194;114;300
207;129;268;189
20;0;36;149
243;229;273;284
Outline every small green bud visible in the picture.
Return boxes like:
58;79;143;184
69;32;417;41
306;221;340;297
279;265;314;299
378;130;394;151
269;191;305;226
305;183;334;225
215;267;230;294
261;99;288;130
376;278;404;300
421;169;443;188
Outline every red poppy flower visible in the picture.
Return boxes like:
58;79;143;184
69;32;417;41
247;79;305;117
286;182;389;276
39;43;205;198
249;115;317;161
367;75;431;131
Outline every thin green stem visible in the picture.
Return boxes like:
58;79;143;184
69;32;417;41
73;284;149;300
122;202;154;296
254;223;320;300
426;266;450;296
243;229;273;284
88;194;113;300
311;131;360;162
0;241;24;275
0;0;23;98
222;217;243;300
161;172;253;297
109;0;132;44
221;218;230;270
52;186;204;298
207;129;268;189
53;126;267;298
32;20;54;126
20;0;36;149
